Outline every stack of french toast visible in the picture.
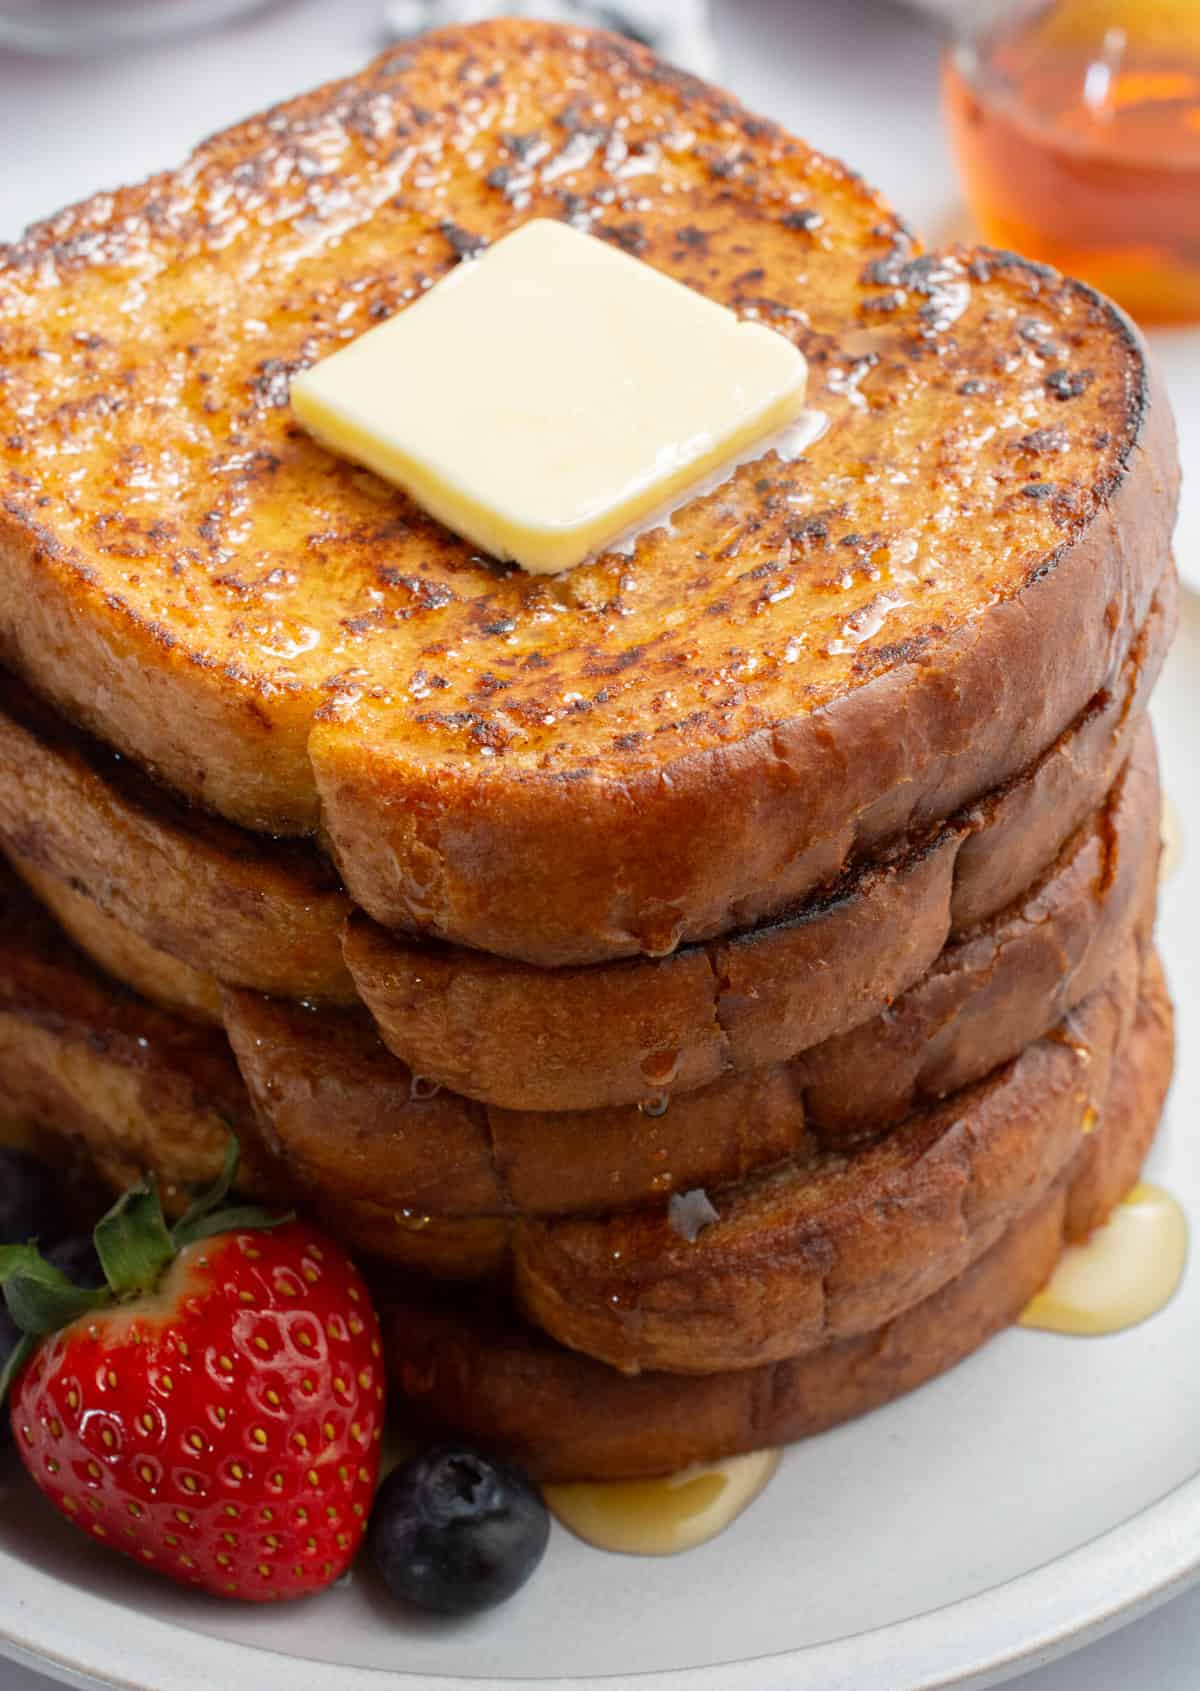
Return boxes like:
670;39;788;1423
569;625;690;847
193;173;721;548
0;20;1179;1481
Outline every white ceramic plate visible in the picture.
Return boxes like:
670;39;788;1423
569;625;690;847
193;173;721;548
0;603;1197;1691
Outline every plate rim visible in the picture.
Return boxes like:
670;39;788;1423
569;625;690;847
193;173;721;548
4;1461;1200;1691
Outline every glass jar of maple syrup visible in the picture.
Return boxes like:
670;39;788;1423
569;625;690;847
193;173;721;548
942;0;1200;323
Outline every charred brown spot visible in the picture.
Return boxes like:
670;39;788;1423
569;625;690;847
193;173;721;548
1046;368;1094;401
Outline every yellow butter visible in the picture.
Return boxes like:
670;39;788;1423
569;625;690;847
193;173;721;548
291;218;808;575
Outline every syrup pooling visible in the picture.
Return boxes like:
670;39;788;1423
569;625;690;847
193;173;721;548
545;1449;779;1556
1161;795;1183;883
1020;1182;1187;1335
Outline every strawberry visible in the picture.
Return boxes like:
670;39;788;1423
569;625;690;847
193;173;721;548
0;1142;385;1602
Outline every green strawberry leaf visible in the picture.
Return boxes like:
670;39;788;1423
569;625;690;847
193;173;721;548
0;1331;34;1403
94;1179;174;1300
171;1135;239;1241
0;1244;56;1282
174;1204;293;1248
170;1138;292;1250
3;1265;105;1337
0;1246;107;1359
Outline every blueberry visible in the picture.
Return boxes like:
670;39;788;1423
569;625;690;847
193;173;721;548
46;1235;105;1290
0;1149;59;1247
0;1306;18;1447
369;1445;549;1615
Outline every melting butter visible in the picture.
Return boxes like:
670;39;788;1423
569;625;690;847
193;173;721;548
545;1449;779;1556
292;218;810;576
1161;795;1183;884
605;408;828;560
1020;1182;1187;1336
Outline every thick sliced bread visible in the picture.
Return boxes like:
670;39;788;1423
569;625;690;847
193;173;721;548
382;954;1173;1480
234;722;1158;1220
345;588;1172;1112
0;868;258;1208
0;22;1177;965
0;859;502;1273
0;569;1173;1077
2;726;1159;1235
0;673;353;1004
514;937;1146;1373
12;859;222;1023
0;850;1158;1339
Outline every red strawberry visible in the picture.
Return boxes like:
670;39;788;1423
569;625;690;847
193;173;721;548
0;1144;385;1602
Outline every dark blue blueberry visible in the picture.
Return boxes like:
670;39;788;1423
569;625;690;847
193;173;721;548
0;1149;60;1247
46;1235;105;1290
369;1446;549;1616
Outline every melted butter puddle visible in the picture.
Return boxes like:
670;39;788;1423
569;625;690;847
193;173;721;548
605;411;829;560
546;1449;780;1556
1161;795;1184;884
1020;1182;1188;1336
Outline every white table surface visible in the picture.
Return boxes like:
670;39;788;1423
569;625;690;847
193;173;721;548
0;1;1196;1686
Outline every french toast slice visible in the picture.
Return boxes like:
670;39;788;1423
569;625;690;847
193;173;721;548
228;724;1160;1218
0;22;1177;965
5;725;1159;1233
0;673;353;1004
13;859;222;1023
382;956;1173;1480
0;573;1173;1076
513;937;1147;1373
0;781;1160;1333
0;864;259;1207
345;584;1172;1111
0;857;504;1275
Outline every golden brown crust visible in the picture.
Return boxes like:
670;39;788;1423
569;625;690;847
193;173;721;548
230;725;1159;1227
313;253;1178;962
345;585;1172;1112
0;23;1178;964
512;938;1147;1373
0;860;495;1269
0;673;353;1003
0;865;263;1209
10;857;223;1024
381;956;1173;1480
3;729;1159;1248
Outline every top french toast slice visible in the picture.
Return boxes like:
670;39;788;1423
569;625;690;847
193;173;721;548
0;21;1177;964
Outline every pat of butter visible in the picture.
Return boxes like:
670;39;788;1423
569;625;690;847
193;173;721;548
291;218;807;575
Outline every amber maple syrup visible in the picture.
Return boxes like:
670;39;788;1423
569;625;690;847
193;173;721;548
1020;1182;1188;1335
545;1450;780;1556
943;0;1200;322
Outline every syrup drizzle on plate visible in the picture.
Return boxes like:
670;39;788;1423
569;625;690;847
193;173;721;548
1020;1182;1188;1336
1161;795;1183;884
545;1449;780;1556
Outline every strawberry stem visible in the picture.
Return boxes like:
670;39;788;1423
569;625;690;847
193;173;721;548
94;1181;175;1301
0;1138;293;1410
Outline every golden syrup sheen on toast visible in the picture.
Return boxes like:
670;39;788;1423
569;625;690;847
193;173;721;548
944;0;1200;322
